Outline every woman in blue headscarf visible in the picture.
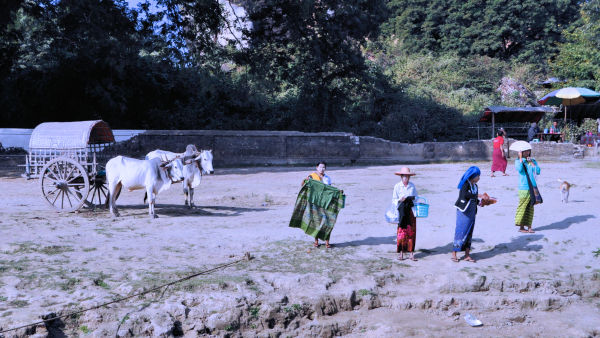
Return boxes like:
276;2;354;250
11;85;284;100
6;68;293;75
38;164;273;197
451;166;482;263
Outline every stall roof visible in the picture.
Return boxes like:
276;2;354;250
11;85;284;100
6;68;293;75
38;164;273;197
479;106;555;123
29;120;115;149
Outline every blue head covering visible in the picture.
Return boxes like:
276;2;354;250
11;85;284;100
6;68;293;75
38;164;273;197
457;166;481;189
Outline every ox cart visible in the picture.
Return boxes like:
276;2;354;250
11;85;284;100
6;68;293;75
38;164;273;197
23;120;115;212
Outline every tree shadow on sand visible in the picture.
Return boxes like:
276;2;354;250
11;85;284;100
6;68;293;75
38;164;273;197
109;204;269;217
534;215;595;232
335;236;397;248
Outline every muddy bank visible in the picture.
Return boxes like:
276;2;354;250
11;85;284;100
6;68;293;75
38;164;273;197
8;269;600;337
1;161;600;336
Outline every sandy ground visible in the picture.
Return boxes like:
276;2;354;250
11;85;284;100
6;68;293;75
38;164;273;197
0;160;600;337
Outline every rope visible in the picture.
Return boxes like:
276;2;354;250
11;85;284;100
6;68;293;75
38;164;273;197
0;253;252;334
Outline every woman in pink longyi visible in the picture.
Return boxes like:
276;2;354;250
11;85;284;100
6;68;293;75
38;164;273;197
491;129;508;177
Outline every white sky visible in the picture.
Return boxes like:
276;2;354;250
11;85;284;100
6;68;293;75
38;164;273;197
126;0;250;47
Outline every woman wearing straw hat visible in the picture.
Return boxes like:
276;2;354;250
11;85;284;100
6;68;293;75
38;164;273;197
392;167;419;261
510;141;541;233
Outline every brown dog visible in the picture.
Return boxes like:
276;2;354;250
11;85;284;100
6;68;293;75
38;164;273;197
558;179;573;203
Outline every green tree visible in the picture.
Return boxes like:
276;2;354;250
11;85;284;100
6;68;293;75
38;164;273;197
155;0;226;67
240;0;388;131
382;0;580;63
551;0;600;90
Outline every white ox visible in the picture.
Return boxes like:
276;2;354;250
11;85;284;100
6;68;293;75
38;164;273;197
146;145;214;208
106;156;185;218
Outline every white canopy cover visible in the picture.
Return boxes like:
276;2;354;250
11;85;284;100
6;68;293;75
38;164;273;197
29;120;115;149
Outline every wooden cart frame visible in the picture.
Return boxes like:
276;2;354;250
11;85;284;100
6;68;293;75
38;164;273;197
24;120;115;212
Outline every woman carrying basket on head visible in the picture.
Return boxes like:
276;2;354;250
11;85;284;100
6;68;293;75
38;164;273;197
391;167;419;261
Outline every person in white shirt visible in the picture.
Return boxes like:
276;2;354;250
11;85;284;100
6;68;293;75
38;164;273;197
392;167;419;261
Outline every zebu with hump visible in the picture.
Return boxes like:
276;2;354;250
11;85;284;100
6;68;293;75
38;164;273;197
146;145;214;208
106;156;185;218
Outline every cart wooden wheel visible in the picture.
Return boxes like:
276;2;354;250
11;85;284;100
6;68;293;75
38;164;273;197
86;172;109;209
40;157;90;212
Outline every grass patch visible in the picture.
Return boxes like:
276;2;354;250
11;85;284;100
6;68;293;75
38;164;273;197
283;304;304;313
91;272;112;290
584;162;600;168
358;289;373;297
41;245;74;255
9;299;29;307
130;270;250;294
245;240;356;275
94;228;113;238
6;242;37;254
60;278;80;291
94;279;109;289
80;325;91;334
162;246;185;253
249;306;260;318
82;247;97;252
0;258;31;273
417;188;435;195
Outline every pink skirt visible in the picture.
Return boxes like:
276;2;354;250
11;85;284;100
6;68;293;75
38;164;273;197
397;212;416;252
491;148;507;172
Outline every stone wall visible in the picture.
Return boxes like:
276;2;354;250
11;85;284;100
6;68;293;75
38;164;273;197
102;130;582;167
0;130;588;173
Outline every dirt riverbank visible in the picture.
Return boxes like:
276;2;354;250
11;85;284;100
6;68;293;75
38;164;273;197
1;161;599;337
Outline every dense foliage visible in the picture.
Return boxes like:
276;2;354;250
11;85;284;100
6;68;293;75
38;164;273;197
382;0;580;64
551;0;600;90
0;0;595;142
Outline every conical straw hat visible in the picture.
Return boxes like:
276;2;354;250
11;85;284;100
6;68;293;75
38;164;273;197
394;167;416;176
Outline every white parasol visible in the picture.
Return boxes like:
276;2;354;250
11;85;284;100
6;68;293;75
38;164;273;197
509;140;532;152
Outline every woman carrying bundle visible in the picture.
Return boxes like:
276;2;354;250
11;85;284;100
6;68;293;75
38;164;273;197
452;166;483;263
391;167;419;261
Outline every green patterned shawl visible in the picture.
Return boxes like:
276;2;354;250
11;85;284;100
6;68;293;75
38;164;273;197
289;179;345;241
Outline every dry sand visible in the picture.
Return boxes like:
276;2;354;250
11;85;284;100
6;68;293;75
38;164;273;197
0;160;599;337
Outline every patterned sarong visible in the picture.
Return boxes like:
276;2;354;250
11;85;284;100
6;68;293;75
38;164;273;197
289;179;345;241
515;190;534;226
453;202;476;252
397;212;416;252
